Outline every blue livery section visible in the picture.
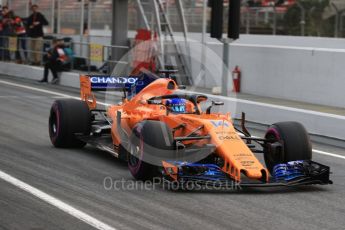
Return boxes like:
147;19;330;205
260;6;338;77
89;75;141;90
88;73;157;96
166;98;186;114
273;161;305;181
167;161;229;181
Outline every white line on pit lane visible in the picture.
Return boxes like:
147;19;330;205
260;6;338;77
313;149;345;160
0;95;67;99
0;79;344;161
0;169;116;230
0;79;110;106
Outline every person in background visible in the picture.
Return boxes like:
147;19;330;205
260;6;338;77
27;4;48;65
39;39;67;84
13;16;27;64
0;6;4;60
1;6;15;61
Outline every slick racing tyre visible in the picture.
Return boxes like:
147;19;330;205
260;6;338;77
264;121;312;173
128;120;174;181
49;99;91;148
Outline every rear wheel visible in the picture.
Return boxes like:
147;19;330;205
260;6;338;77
264;121;312;173
128;120;174;181
49;99;91;148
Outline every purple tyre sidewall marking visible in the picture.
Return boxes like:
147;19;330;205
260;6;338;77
266;127;281;141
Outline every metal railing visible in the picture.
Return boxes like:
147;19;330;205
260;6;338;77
0;35;129;75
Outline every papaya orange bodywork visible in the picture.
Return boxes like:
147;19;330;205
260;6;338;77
80;75;97;110
80;76;269;182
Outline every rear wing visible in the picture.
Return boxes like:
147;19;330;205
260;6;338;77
79;74;157;109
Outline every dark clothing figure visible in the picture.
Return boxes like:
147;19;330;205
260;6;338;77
27;7;48;65
0;9;3;58
40;44;65;83
2;10;15;35
1;10;14;61
43;60;61;82
27;12;48;38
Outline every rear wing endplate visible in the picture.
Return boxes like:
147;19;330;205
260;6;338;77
80;75;97;110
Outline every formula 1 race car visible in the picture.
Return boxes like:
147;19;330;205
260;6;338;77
48;73;332;188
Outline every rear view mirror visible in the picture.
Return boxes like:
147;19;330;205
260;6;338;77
206;101;224;114
197;95;208;103
147;99;163;105
212;101;224;106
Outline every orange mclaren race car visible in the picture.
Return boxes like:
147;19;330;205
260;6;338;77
48;73;332;188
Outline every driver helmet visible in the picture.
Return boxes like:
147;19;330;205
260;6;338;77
165;98;186;113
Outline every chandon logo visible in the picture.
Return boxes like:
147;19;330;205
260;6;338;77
90;76;139;84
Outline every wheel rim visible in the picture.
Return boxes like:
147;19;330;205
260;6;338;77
129;144;140;166
49;106;60;141
51;116;57;134
128;134;144;171
266;133;279;163
265;128;283;171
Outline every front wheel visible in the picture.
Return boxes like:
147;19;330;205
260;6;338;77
264;121;312;173
128;120;174;181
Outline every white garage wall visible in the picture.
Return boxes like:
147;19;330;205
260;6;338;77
186;35;345;109
226;44;345;108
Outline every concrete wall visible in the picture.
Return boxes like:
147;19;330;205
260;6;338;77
187;35;345;109
228;44;345;108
